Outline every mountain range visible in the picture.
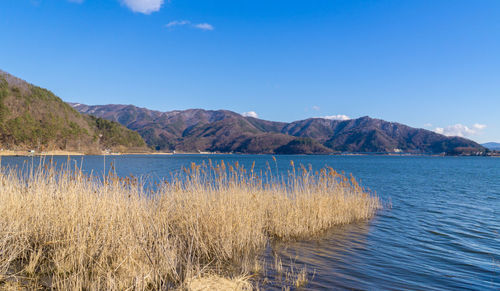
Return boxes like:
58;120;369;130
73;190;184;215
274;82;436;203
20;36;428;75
482;142;500;151
71;103;485;155
0;69;487;155
0;70;147;153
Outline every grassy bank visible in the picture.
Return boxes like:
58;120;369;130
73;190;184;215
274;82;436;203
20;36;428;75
0;160;380;290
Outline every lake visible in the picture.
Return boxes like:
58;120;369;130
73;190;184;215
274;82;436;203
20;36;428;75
1;154;499;290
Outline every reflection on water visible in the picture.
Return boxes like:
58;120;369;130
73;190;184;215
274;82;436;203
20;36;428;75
1;155;499;290
261;222;372;290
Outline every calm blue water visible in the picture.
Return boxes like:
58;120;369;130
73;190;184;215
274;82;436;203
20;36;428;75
1;155;499;290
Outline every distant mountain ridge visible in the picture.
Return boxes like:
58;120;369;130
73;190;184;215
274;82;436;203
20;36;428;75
482;142;500;151
0;70;147;153
70;103;485;155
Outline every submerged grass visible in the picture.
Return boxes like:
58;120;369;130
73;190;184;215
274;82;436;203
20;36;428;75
0;159;380;290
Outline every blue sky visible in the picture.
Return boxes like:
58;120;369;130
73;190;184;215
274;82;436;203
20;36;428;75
1;0;499;142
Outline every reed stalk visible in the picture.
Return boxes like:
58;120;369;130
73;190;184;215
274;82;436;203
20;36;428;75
0;160;380;290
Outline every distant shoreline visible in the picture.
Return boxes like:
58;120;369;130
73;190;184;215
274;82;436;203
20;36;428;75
0;150;85;157
1;150;497;157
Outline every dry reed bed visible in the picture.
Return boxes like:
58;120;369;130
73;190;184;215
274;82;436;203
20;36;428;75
0;160;380;290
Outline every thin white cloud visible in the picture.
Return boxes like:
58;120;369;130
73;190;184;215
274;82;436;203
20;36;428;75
473;123;486;130
67;0;163;13
165;20;215;30
312;105;320;111
242;111;259;118
321;114;351;121
166;20;190;28
434;123;486;138
424;123;433;128
121;0;164;14
193;23;214;31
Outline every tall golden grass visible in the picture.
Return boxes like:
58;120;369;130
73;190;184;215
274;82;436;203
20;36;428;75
0;159;380;290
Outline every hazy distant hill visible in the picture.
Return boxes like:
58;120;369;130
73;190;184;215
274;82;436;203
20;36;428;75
71;103;485;155
482;142;500;151
0;70;147;153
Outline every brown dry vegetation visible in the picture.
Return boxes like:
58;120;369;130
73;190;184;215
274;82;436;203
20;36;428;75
0;160;380;290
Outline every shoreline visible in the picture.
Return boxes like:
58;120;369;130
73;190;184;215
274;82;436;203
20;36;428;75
0;150;497;157
0;150;85;157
